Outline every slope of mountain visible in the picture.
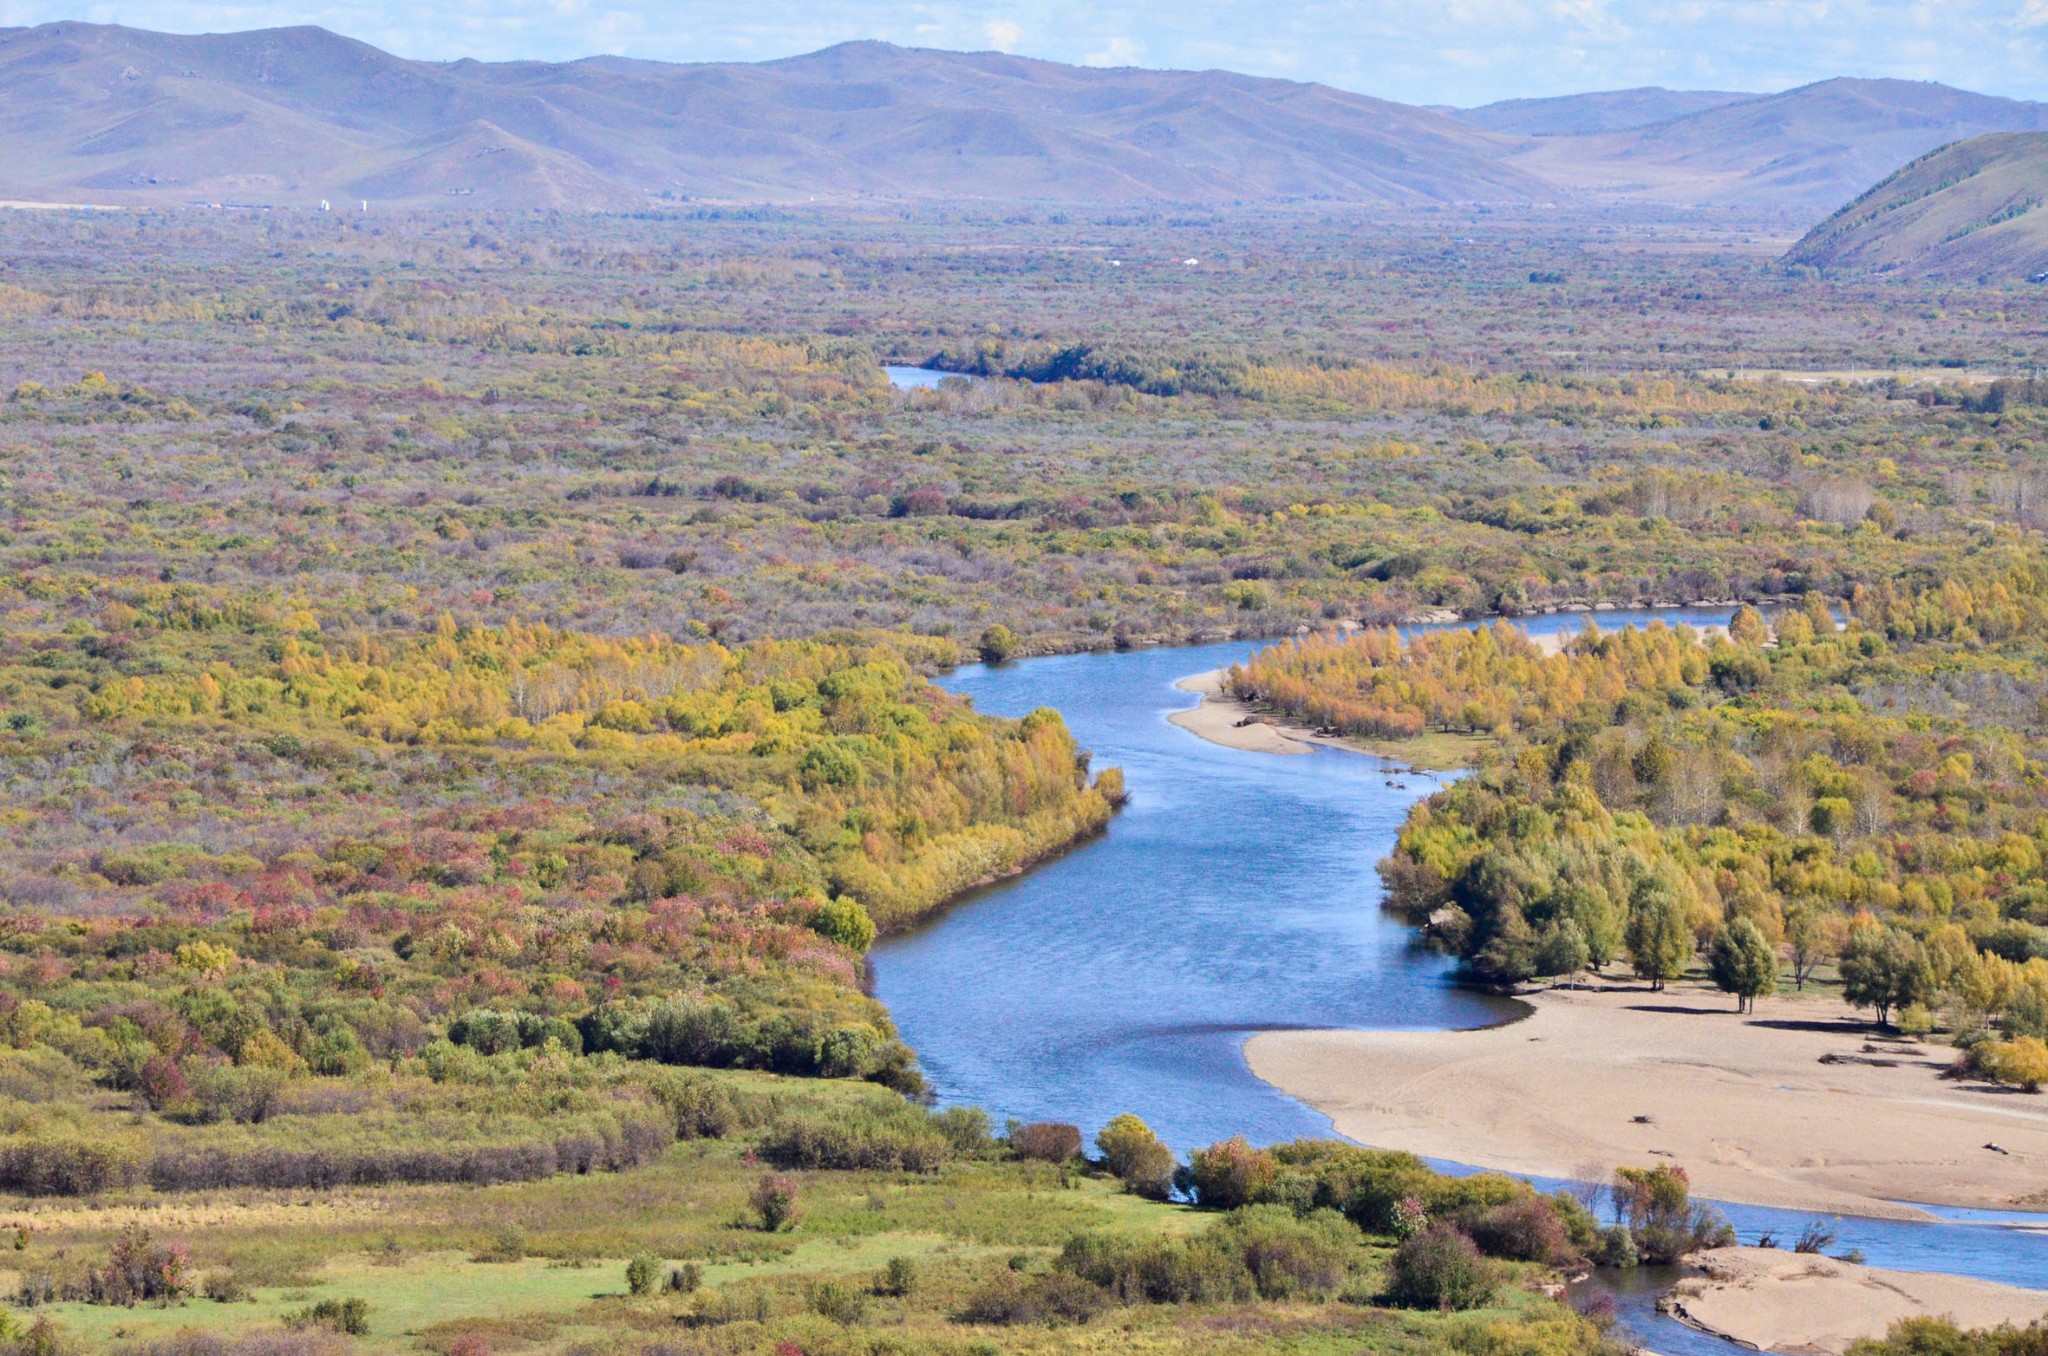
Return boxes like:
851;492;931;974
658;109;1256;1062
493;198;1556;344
1455;87;1756;136
1784;132;2048;279
5;24;2048;220
1510;78;2048;217
0;23;1555;208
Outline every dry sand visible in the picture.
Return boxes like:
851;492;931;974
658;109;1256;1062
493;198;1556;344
1665;1247;2048;1354
1168;669;1329;755
1245;982;2048;1221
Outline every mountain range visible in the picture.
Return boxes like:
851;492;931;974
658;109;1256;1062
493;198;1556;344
1;20;2045;232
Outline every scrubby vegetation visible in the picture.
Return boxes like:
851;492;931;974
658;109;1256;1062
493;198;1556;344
1848;1316;2048;1355
2;197;2046;1352
0;1078;1631;1354
0;608;1118;1196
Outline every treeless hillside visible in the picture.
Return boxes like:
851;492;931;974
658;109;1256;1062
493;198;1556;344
1455;87;1755;136
5;24;2047;219
0;23;1554;208
1510;78;2048;218
1786;131;2048;279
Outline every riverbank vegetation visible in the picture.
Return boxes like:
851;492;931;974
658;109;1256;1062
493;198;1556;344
3;199;2047;1351
0;1071;1629;1355
1235;559;2048;1083
0;604;1124;1193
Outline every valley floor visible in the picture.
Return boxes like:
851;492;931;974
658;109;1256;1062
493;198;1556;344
1244;981;2048;1220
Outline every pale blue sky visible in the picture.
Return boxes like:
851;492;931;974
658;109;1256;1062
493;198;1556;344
4;0;2046;106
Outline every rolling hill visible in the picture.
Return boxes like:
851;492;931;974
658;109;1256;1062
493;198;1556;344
3;22;2047;220
1508;78;2048;217
0;22;1553;208
1454;87;1756;136
1785;132;2048;279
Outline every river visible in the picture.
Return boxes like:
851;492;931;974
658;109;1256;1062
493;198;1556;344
871;611;2048;1352
884;364;976;389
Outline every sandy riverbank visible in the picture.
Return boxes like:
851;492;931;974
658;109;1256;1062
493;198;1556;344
1665;1247;2048;1353
1245;982;2048;1220
1168;669;1478;769
1167;670;1325;755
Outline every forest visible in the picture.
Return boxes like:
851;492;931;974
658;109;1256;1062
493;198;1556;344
1236;562;2048;1087
0;200;2045;1353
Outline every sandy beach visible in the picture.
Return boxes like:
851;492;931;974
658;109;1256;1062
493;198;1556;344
1245;982;2048;1220
1168;669;1326;755
1665;1247;2048;1353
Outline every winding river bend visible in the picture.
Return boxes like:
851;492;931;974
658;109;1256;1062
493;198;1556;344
873;613;2048;1349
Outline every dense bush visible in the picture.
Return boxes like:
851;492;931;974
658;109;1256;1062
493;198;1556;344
750;1174;801;1232
1845;1316;2048;1356
810;1280;866;1325
287;1298;370;1336
1612;1164;1733;1264
1058;1207;1356;1306
0;1139;145;1196
88;1228;191;1307
758;1103;952;1173
1466;1196;1575;1265
145;1108;672;1191
1008;1121;1082;1162
1057;1230;1254;1305
958;1269;1106;1325
1213;1206;1353;1300
1186;1136;1279;1209
1383;1224;1497;1311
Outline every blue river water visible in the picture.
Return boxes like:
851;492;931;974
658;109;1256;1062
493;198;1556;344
871;610;2048;1350
884;364;976;389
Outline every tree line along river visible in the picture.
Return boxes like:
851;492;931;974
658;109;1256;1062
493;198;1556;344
871;613;2048;1354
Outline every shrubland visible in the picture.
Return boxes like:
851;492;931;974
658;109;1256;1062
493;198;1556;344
1;200;2046;1351
0;208;2044;658
0;1069;1634;1355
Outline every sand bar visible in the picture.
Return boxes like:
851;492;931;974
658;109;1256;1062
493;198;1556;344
1665;1247;2048;1354
1168;669;1327;755
1246;982;2048;1220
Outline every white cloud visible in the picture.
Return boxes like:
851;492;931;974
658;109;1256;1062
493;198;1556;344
1083;34;1138;66
981;17;1022;50
2017;0;2048;27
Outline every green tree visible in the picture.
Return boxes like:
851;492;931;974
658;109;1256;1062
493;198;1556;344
1534;919;1590;978
1783;904;1833;991
1839;924;1934;1029
1728;605;1768;646
1707;919;1777;1013
1095;1113;1175;1199
1473;904;1539;983
977;625;1017;663
1625;880;1692;991
1557;880;1624;970
809;896;877;952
